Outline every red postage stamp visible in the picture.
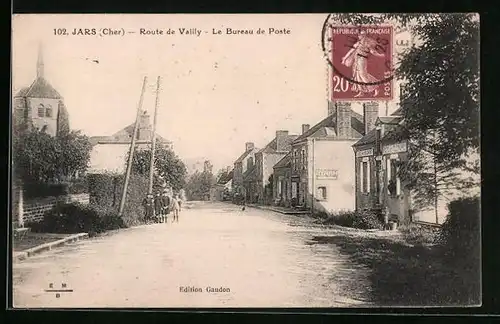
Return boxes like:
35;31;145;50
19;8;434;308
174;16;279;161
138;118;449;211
327;25;394;101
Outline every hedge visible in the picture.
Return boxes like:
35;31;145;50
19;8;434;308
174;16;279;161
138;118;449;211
318;209;384;230
27;202;125;237
87;172;149;226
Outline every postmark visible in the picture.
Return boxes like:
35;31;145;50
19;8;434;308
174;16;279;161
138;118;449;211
322;15;394;101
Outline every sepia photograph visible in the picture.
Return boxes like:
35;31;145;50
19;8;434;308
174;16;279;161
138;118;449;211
10;13;480;308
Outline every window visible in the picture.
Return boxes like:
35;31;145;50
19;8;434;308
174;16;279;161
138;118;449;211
247;157;254;170
45;105;52;118
317;186;327;200
37;104;45;117
301;149;306;170
359;159;371;193
386;157;401;196
293;150;299;171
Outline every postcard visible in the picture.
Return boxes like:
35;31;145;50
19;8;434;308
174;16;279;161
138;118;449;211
11;13;480;308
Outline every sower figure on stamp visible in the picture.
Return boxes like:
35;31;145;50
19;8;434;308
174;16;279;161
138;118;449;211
160;190;171;223
154;192;163;223
142;193;155;224
341;30;385;98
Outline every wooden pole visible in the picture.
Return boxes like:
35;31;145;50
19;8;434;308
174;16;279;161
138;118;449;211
118;76;148;217
148;76;161;193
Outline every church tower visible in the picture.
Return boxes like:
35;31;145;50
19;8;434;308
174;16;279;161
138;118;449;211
14;43;70;137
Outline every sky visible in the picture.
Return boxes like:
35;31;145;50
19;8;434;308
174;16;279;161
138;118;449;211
12;14;407;173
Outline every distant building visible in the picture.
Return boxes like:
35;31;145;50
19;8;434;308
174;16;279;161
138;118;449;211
204;160;213;174
253;130;298;204
212;169;233;201
13;44;70;137
232;142;260;200
273;152;293;207
88;111;173;174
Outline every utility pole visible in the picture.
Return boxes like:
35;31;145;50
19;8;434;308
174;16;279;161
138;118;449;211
311;138;315;215
119;76;148;217
148;76;161;194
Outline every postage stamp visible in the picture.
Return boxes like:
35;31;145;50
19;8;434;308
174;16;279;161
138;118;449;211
322;21;394;101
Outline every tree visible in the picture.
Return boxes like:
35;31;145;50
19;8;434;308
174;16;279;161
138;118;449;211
328;13;480;208
186;170;216;201
13;128;92;183
129;143;187;192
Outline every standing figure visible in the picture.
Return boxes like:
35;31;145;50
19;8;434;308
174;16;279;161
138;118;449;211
341;30;386;98
142;193;155;224
154;192;163;223
171;195;180;223
160;190;171;223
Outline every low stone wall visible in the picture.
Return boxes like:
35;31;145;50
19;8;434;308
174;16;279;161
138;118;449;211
22;193;90;224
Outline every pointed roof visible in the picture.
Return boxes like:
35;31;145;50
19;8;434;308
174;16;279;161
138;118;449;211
352;107;404;147
14;44;61;99
293;110;364;143
235;147;259;163
273;151;292;169
258;134;299;154
15;77;62;99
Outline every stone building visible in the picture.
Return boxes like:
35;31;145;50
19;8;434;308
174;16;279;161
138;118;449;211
352;107;479;225
253;130;298;204
288;101;378;213
13;45;70;137
88;111;173;174
273;152;293;207
232;142;260;200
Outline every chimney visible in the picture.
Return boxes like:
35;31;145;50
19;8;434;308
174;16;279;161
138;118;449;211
363;102;379;135
138;111;151;140
276;130;289;152
245;142;255;152
327;100;336;116
335;102;352;139
301;124;310;135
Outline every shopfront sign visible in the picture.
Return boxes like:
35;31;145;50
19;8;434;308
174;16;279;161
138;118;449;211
382;141;407;155
315;169;338;180
356;148;374;158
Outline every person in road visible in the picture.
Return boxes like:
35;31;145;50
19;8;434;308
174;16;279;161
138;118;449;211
154;192;163;223
142;193;154;224
171;194;180;223
160;190;171;223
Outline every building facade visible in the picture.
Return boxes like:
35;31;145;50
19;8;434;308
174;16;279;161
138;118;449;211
352;107;479;225
13;45;70;137
289;101;377;213
273;152;293;207
88;111;173;174
232;142;259;199
254;130;298;205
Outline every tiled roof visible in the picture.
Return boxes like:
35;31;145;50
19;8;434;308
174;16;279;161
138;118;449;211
377;116;403;125
217;170;233;184
258;134;299;154
273;152;292;169
235;148;259;163
352;107;404;147
293;110;364;143
243;165;256;182
90;123;172;146
15;77;62;99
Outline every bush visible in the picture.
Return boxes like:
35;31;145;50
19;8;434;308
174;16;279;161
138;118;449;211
437;197;480;261
399;223;439;246
27;202;125;237
66;177;89;194
23;182;69;199
87;172;149;227
320;209;384;230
